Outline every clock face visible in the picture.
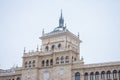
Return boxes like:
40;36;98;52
27;71;30;78
59;68;64;76
26;70;30;78
44;71;49;80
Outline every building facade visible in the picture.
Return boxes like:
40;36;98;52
0;11;120;80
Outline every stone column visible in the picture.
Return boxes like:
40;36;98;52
111;73;113;80
53;53;56;65
99;74;101;80
81;73;84;80
117;72;119;80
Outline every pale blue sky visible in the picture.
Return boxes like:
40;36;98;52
0;0;120;69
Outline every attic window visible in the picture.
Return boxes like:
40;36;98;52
51;45;55;51
58;43;61;49
45;46;49;51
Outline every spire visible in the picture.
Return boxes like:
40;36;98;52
59;9;64;27
61;9;63;18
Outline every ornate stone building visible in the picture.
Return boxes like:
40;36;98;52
0;11;120;80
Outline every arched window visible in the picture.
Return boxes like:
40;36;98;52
84;73;88;80
107;71;111;80
51;45;55;51
68;45;70;48
25;61;27;68
29;61;31;67
75;72;80;80
119;70;120;80
74;58;76;61
58;43;61;49
45;46;49;51
46;60;49;66
42;60;44;66
32;60;35;67
113;70;117;79
65;56;69;63
72;56;73;59
16;77;20;80
56;57;59;64
90;72;94;80
95;72;99;80
50;59;53;65
101;71;105;80
61;56;64;63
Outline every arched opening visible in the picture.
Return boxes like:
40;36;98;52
51;45;55;51
75;72;80;80
56;57;59;64
42;60;44;66
58;43;61;49
90;72;94;80
32;60;35;67
50;59;53;65
25;61;27;68
101;71;105;80
113;70;117;80
107;71;111;80
95;72;99;80
29;61;31;67
16;77;20;80
118;70;120;80
74;58;76;61
61;56;64;63
84;72;88;80
46;60;49;66
68;45;70;49
65;56;69;63
72;56;73;59
45;46;49;51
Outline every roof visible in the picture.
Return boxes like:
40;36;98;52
83;61;120;68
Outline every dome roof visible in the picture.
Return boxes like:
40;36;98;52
53;26;66;32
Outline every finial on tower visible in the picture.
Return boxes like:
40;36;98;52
37;45;39;51
42;28;44;36
59;9;64;27
24;47;26;53
78;32;79;38
63;23;67;31
81;56;84;61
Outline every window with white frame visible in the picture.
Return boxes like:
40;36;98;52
107;71;111;80
61;56;64;63
75;72;80;80
101;71;105;80
84;73;88;80
113;70;117;79
95;72;99;80
90;72;94;80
